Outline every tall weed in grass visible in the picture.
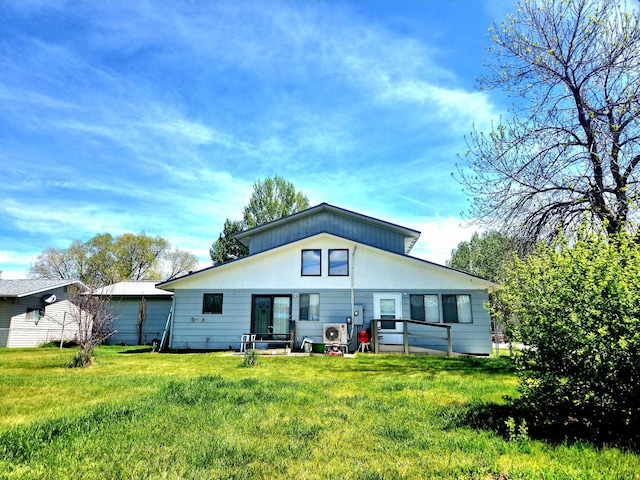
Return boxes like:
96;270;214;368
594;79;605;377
239;350;258;368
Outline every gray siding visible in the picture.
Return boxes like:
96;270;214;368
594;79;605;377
170;288;491;354
295;289;361;351
7;287;80;347
171;290;251;350
108;297;172;345
171;289;359;350
400;290;491;355
0;299;15;347
248;210;407;255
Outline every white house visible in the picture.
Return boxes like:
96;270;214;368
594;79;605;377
95;281;173;346
157;204;498;355
0;279;86;347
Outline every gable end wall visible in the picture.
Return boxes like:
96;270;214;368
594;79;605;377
248;211;407;255
7;287;80;347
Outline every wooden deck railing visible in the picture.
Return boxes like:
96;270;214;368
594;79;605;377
370;319;452;356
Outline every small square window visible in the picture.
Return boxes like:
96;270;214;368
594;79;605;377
329;249;349;276
203;293;223;314
301;250;321;276
26;307;42;322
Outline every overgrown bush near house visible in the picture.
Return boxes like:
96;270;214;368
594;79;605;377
497;229;640;445
68;349;95;368
65;286;117;368
239;350;258;368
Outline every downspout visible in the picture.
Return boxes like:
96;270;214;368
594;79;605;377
349;245;357;342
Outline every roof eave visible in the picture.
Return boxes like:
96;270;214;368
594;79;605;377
17;280;88;297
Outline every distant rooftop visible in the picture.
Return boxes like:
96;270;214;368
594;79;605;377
0;279;84;297
93;281;173;297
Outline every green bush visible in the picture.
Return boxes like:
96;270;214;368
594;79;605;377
68;348;95;368
239;350;258;368
498;230;640;444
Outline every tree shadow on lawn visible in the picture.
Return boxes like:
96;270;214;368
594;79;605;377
118;347;154;354
346;354;516;377
449;400;640;453
39;340;77;349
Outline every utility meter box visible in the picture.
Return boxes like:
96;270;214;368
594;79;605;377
352;304;364;326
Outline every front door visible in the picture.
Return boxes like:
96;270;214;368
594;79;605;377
251;295;291;338
373;292;403;345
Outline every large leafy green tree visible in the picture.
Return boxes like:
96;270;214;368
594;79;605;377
29;233;197;287
458;0;640;242
447;231;523;346
209;219;248;266
446;230;521;283
111;233;168;281
243;175;310;228
210;176;309;265
497;230;640;443
164;248;200;281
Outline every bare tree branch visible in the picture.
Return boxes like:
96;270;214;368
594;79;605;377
458;0;640;241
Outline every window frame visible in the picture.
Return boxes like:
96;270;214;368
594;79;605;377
26;307;42;322
301;249;322;276
442;294;473;324
299;293;320;321
328;249;349;276
202;293;224;314
410;294;440;323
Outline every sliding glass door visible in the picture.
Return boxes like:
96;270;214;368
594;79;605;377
251;295;291;337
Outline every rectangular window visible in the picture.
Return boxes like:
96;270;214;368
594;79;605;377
410;294;440;322
328;249;349;276
301;249;321;276
299;293;320;321
202;293;223;314
410;295;425;321
26;308;41;322
442;294;472;323
379;298;396;329
425;295;440;322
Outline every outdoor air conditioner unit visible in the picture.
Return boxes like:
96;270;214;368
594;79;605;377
323;323;348;344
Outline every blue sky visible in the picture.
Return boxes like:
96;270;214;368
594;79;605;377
0;0;515;279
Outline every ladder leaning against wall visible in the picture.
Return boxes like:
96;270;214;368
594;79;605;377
158;306;173;351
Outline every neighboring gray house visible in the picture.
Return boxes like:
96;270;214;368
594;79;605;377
95;281;173;346
0;279;85;348
158;203;498;355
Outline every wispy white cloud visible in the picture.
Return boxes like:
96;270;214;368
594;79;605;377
0;0;501;277
407;217;481;265
0;84;79;111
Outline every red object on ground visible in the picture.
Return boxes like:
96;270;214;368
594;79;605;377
357;330;370;343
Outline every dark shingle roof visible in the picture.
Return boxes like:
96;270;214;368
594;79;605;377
0;279;83;297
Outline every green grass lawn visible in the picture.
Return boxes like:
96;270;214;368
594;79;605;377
0;346;638;479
